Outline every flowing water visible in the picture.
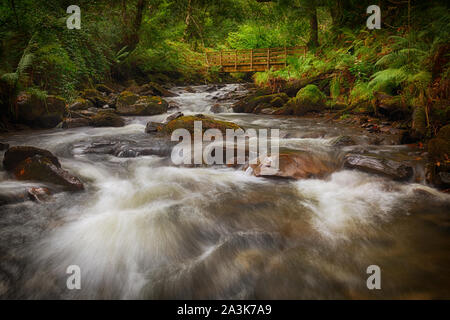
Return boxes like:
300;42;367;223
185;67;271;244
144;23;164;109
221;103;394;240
0;84;449;299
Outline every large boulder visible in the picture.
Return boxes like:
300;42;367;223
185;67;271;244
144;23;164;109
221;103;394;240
3;146;60;171
160;115;241;135
330;135;356;147
68;97;95;111
284;85;326;116
138;82;177;97
95;84;114;94
0;142;9;151
80;89;108;108
164;111;184;123
13;155;84;191
232;91;288;113
89;111;125;127
17;93;67;128
145;122;163;133
426;125;450;188
343;154;414;181
116;91;140;108
3;146;83;191
116;94;168;116
374;92;409;120
61;118;90;129
249;152;334;180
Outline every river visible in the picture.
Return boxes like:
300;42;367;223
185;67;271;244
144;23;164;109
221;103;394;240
0;84;449;299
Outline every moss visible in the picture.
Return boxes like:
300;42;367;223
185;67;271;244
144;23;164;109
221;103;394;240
16;93;67;128
412;106;427;136
90;111;125;127
349;82;375;112
295;85;326;104
96;84;113;94
232;90;286;113
69;97;94;111
428;137;450;162
161;115;241;135
330;76;341;99
284;85;326;116
116;96;168;116
437;124;450;140
117;91;139;107
270;97;285;108
81;89;101;99
246;93;289;113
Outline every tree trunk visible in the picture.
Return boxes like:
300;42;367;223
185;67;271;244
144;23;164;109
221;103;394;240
308;6;319;48
125;0;148;52
183;0;193;42
11;0;20;28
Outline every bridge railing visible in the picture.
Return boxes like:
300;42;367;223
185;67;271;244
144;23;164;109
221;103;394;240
205;46;307;72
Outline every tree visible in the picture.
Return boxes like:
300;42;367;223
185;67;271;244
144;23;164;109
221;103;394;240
256;0;319;48
122;0;149;52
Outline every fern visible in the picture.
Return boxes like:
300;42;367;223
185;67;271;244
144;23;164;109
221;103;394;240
369;68;408;93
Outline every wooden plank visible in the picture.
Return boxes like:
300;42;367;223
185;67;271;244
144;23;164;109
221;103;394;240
206;46;308;71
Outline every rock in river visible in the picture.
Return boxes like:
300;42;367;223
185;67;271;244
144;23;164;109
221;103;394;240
3;146;61;171
116;92;168;116
250;152;335;180
3;146;84;191
160;115;241;135
89;111;125;127
343;154;413;181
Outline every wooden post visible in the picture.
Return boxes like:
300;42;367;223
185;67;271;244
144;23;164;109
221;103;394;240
267;48;270;70
235;50;237;71
250;49;253;71
284;46;287;67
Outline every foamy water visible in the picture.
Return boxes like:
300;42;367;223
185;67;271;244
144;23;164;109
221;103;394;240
0;84;449;299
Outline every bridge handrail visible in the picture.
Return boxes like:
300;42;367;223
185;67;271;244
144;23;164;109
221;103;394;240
205;46;307;72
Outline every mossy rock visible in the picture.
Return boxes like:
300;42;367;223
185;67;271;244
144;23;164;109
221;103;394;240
375;93;409;120
95;84;114;94
147;82;177;97
17;93;67;128
270;97;286;108
116;91;140;108
13;155;84;191
81;89;101;99
160;115;241;135
326;101;347;110
3;146;61;171
412;106;427;137
284;85;326;116
116;96;168;116
89;111;125;127
296;85;326;103
437;124;450;140
232;89;280;113
254;103;272;114
80;89;108;107
428;137;450;162
427;127;450;189
69;97;95;111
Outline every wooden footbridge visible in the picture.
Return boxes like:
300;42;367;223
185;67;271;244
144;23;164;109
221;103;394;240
205;46;307;73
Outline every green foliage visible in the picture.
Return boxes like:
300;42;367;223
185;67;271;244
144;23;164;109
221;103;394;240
296;84;326;105
349;61;375;82
330;76;341;100
227;22;305;49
